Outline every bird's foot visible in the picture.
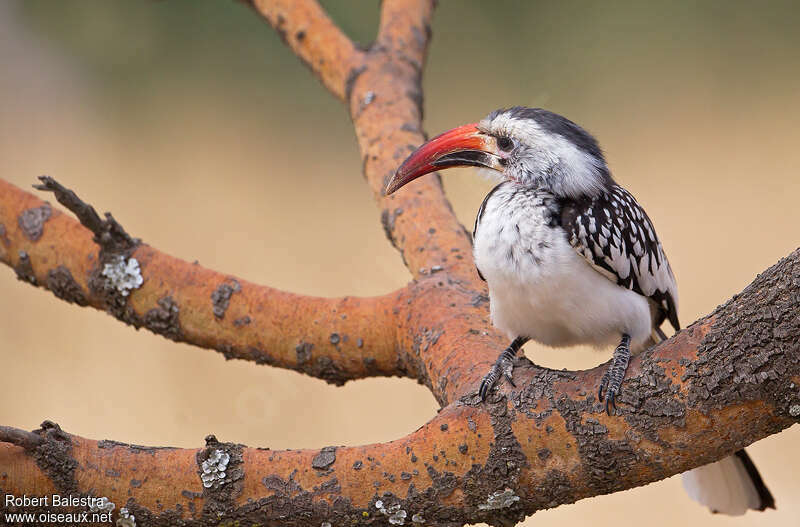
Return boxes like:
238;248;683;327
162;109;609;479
479;351;517;400
598;334;631;415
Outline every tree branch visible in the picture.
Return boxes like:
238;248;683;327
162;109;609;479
3;0;799;525
2;249;799;524
0;426;43;451
245;0;365;101
0;177;406;385
355;0;479;282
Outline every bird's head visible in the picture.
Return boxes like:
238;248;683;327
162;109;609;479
385;107;613;199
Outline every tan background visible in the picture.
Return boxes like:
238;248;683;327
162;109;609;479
1;1;799;525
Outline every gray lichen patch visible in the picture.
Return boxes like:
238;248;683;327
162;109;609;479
88;496;115;514
200;449;230;488
211;279;241;319
312;446;337;470
18;203;52;241
197;438;244;517
101;255;143;297
477;488;520;511
375;499;407;525
116;507;135;527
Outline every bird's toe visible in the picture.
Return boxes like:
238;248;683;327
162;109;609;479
479;380;489;400
479;373;496;400
605;392;616;416
501;359;516;387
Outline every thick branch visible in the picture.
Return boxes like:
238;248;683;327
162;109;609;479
354;0;479;282
4;1;799;526
0;0;501;403
246;0;365;101
0;178;407;385
253;0;475;282
2;249;799;525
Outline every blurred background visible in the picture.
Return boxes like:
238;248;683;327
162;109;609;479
1;1;799;525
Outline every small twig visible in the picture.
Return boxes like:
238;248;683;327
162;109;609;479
34;176;138;257
0;425;44;451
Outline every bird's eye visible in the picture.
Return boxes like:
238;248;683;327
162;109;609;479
496;136;514;152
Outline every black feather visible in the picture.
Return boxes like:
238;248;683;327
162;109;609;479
487;106;605;161
560;185;680;334
734;449;775;511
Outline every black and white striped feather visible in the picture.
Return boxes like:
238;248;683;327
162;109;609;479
560;185;680;332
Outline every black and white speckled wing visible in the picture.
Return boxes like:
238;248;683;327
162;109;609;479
561;185;680;331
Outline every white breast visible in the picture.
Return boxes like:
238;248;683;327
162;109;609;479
473;183;653;351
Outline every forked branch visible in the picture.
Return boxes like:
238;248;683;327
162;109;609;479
1;1;798;526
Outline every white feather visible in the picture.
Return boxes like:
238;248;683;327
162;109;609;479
473;183;652;351
478;113;608;199
681;457;762;515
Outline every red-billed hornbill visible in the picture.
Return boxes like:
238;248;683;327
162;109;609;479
385;107;775;515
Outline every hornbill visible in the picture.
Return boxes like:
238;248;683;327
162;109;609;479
384;107;775;515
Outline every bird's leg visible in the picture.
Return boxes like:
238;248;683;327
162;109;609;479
598;333;631;415
479;336;529;400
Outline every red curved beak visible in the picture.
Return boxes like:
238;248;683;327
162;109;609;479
384;123;502;195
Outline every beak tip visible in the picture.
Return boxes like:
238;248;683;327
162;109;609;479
384;172;402;196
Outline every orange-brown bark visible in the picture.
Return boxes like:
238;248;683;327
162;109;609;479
247;0;365;101
2;271;799;525
0;178;403;384
2;0;799;526
355;0;479;282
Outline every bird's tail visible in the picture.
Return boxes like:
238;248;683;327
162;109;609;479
681;449;775;515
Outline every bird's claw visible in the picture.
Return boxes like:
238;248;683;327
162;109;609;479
479;356;515;400
597;374;619;415
478;373;495;400
479;337;527;401
598;335;631;415
605;391;617;415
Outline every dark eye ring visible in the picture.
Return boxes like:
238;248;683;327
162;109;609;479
496;136;514;152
